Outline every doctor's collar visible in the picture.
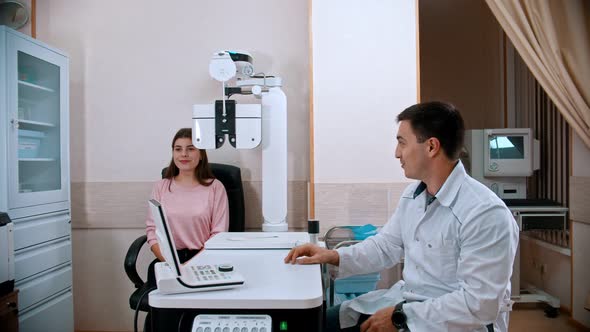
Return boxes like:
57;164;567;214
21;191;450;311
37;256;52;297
410;161;465;207
433;161;467;207
412;182;437;206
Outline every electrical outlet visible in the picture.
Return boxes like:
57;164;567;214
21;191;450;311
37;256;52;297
540;264;548;275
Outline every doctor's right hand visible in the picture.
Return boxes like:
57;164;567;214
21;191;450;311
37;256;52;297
284;243;340;266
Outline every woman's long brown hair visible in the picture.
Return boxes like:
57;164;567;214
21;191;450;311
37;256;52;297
163;128;215;191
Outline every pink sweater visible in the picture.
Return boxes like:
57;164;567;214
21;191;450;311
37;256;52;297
146;178;229;250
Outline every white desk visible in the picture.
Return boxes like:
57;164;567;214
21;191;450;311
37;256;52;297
148;249;324;331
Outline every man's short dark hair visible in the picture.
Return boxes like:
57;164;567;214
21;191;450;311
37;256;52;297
396;101;465;160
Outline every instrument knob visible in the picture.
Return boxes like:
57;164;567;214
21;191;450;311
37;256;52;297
218;264;234;272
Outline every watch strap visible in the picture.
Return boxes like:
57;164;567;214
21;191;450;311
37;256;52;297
391;301;408;330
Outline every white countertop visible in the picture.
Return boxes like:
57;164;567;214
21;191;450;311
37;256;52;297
149;249;323;309
204;232;310;249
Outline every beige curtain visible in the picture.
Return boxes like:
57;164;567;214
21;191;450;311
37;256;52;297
485;0;590;148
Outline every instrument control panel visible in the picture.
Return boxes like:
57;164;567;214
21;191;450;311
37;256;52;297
192;315;272;332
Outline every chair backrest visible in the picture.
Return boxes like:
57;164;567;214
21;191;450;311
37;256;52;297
161;163;245;232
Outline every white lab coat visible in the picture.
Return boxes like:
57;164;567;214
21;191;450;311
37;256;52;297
335;162;519;331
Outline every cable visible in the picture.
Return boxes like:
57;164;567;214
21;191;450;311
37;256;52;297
222;81;227;117
177;311;186;332
134;286;157;332
253;72;268;88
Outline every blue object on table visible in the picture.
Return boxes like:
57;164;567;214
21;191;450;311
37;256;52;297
334;273;381;294
347;224;378;240
333;224;381;297
332;292;360;306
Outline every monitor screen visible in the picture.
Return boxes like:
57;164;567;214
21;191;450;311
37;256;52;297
148;199;182;277
483;128;533;177
489;135;525;160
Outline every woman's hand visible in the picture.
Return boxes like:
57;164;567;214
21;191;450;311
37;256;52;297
150;243;165;262
283;243;340;266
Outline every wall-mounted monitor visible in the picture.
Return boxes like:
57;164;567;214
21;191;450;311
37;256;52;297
484;128;533;177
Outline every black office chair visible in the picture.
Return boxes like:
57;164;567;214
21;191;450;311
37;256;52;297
124;163;245;331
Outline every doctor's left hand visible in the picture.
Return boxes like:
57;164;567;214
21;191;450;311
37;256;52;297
360;306;397;332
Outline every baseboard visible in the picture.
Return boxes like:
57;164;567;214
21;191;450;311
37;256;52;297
569;317;590;330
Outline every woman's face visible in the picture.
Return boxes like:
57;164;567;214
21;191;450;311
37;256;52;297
173;137;200;173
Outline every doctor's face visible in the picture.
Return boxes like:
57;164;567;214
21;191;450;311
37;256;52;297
173;137;200;173
395;121;430;180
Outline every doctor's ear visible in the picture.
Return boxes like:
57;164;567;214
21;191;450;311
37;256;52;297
427;138;440;154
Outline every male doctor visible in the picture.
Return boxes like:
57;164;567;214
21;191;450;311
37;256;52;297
285;102;519;332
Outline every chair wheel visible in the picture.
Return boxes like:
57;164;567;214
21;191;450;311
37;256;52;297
544;306;559;318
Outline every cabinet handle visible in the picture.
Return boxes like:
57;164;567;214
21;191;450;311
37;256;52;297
7;301;17;308
10;118;19;130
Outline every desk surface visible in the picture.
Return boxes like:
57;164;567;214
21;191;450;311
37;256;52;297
204;232;310;249
149;249;323;309
508;206;568;213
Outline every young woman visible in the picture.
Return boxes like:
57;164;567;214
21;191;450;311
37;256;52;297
146;128;229;264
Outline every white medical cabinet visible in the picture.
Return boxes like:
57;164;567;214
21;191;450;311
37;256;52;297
0;26;73;331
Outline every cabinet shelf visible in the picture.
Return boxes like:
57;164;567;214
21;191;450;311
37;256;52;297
18;80;55;92
18;119;56;128
19;158;56;162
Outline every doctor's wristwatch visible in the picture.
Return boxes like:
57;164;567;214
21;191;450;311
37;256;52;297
391;301;409;331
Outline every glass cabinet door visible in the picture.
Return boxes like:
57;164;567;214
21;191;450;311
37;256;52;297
7;34;69;209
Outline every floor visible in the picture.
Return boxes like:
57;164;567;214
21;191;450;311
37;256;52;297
510;307;590;331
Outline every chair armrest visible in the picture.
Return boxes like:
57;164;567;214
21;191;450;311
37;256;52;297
333;240;361;250
124;235;148;288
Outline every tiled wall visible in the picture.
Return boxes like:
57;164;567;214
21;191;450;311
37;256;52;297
71;181;309;230
314;182;411;234
72;181;413;233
